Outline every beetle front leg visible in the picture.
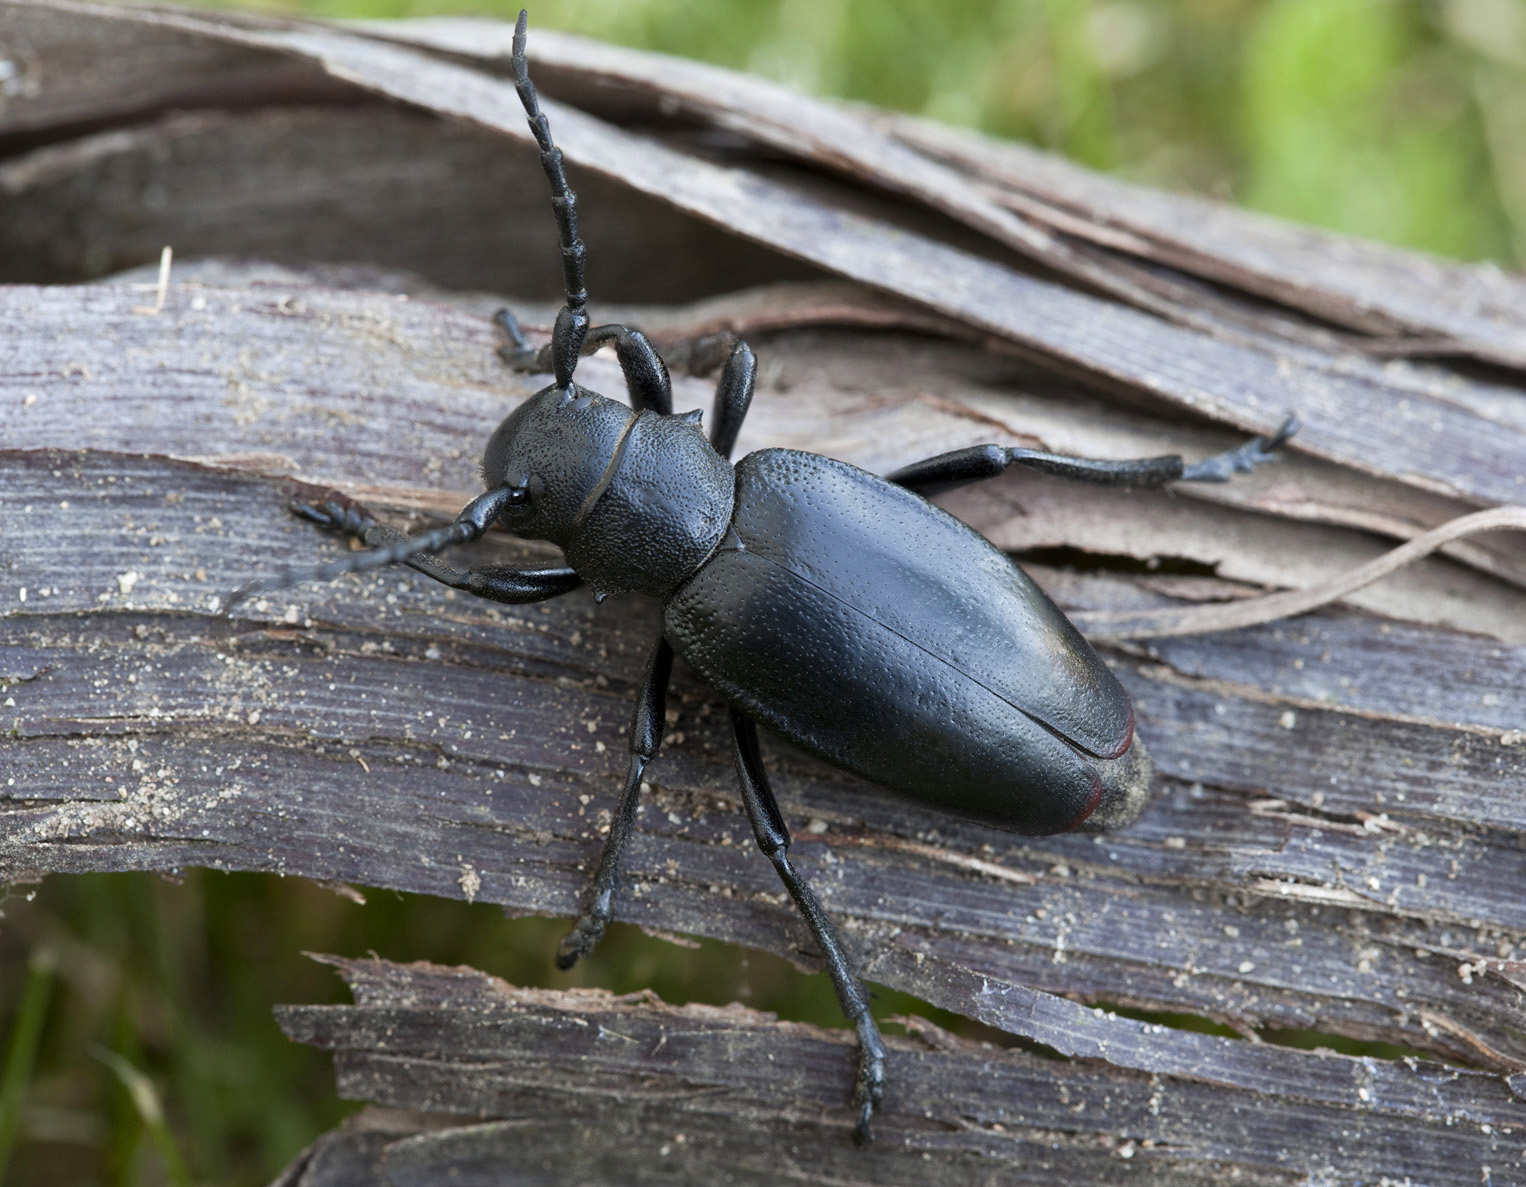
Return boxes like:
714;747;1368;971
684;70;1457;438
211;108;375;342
555;636;675;968
494;311;674;415
707;339;756;460
292;499;581;604
730;708;887;1145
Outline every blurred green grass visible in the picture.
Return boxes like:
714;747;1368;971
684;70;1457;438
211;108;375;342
6;1;1526;1183
246;0;1526;264
2;871;929;1185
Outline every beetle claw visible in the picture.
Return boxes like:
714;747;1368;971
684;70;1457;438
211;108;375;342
1264;411;1301;451
1180;412;1300;483
852;1101;875;1146
555;911;607;970
850;1018;887;1145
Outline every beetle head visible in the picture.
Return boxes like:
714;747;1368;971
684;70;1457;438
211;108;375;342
481;383;636;549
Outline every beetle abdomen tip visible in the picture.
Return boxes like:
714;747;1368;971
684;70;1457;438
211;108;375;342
1077;737;1153;833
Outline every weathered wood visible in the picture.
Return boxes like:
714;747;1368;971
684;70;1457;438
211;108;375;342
0;104;816;298
1;5;1524;1183
888;113;1526;370
367;16;1526;373
3;282;1521;638
0;0;345;140
270;957;1524;1185
271;1103;1294;1187
3;437;1525;1069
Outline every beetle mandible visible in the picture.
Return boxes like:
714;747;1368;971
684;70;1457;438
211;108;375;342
237;9;1297;1144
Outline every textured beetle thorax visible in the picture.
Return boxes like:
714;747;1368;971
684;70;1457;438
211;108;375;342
565;412;736;602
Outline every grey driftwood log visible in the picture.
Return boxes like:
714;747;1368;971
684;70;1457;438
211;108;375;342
1;2;1525;1183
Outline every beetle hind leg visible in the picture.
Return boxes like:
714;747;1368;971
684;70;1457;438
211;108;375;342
730;708;887;1144
889;413;1299;495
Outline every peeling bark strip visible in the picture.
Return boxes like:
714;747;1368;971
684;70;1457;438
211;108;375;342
274;1113;1308;1187
273;957;1522;1185
1;2;1525;1183
384;16;1526;367
9;0;1526;509
3;283;1523;638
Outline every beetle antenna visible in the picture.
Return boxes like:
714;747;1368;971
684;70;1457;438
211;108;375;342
512;9;590;392
220;519;480;617
222;487;518;618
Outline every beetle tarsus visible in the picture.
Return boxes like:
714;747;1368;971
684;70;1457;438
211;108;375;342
1180;411;1301;483
555;904;609;969
493;307;530;351
852;1019;887;1145
556;750;651;968
493;307;548;372
290;498;376;539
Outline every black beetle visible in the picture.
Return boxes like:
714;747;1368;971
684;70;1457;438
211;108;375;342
236;10;1296;1144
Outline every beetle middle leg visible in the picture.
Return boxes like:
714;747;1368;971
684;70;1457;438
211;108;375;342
556;636;673;967
553;336;757;960
730;707;887;1145
889;413;1299;495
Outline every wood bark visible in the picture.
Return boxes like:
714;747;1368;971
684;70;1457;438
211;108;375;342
1;3;1524;1183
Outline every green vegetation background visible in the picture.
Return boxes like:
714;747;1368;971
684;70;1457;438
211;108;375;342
4;1;1525;1183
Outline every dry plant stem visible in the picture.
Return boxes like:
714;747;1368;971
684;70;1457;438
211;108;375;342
1076;505;1526;639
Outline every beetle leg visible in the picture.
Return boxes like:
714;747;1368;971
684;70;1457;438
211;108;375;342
889;413;1299;495
494;312;675;417
707;340;756;461
292;499;581;605
661;332;743;378
729;708;887;1145
600;326;673;416
555;636;675;968
1179;413;1301;482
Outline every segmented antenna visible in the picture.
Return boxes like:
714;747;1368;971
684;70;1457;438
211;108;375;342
221;519;478;617
221;488;517;617
513;9;590;391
